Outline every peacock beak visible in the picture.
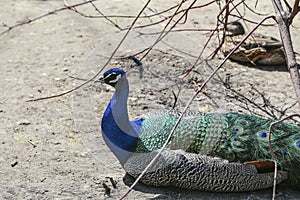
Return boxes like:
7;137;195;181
95;76;105;83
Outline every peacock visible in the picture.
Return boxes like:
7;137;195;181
99;67;300;192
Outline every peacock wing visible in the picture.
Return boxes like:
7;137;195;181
124;150;288;192
135;110;207;153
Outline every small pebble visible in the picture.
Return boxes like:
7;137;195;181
54;77;61;81
79;152;88;157
27;93;34;98
17;119;31;125
11;161;18;167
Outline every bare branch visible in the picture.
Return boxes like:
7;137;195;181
64;0;123;30
271;0;300;109
0;0;97;36
289;0;300;23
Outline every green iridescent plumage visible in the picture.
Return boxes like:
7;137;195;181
134;111;300;188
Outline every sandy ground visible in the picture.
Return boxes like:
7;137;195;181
1;0;300;199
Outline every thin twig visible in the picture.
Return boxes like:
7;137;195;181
242;0;270;16
213;0;248;58
121;0;216;30
181;26;219;77
282;0;292;11
289;0;300;23
140;0;191;60
27;0;151;102
64;0;123;30
0;0;97;36
213;0;231;58
65;1;181;19
27;140;37;148
138;28;218;36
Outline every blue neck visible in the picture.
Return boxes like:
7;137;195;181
101;75;142;165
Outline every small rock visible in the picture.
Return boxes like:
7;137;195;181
17;119;31;125
27;93;34;98
79;152;88;157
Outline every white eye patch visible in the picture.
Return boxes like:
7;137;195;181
108;74;122;83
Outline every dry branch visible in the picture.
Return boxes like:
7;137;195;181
0;0;97;36
271;0;300;110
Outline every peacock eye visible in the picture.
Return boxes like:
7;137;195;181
259;131;268;138
282;150;288;155
232;126;243;134
255;130;269;141
297;141;300;148
108;74;121;84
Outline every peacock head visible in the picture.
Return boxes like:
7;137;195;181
98;68;126;87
